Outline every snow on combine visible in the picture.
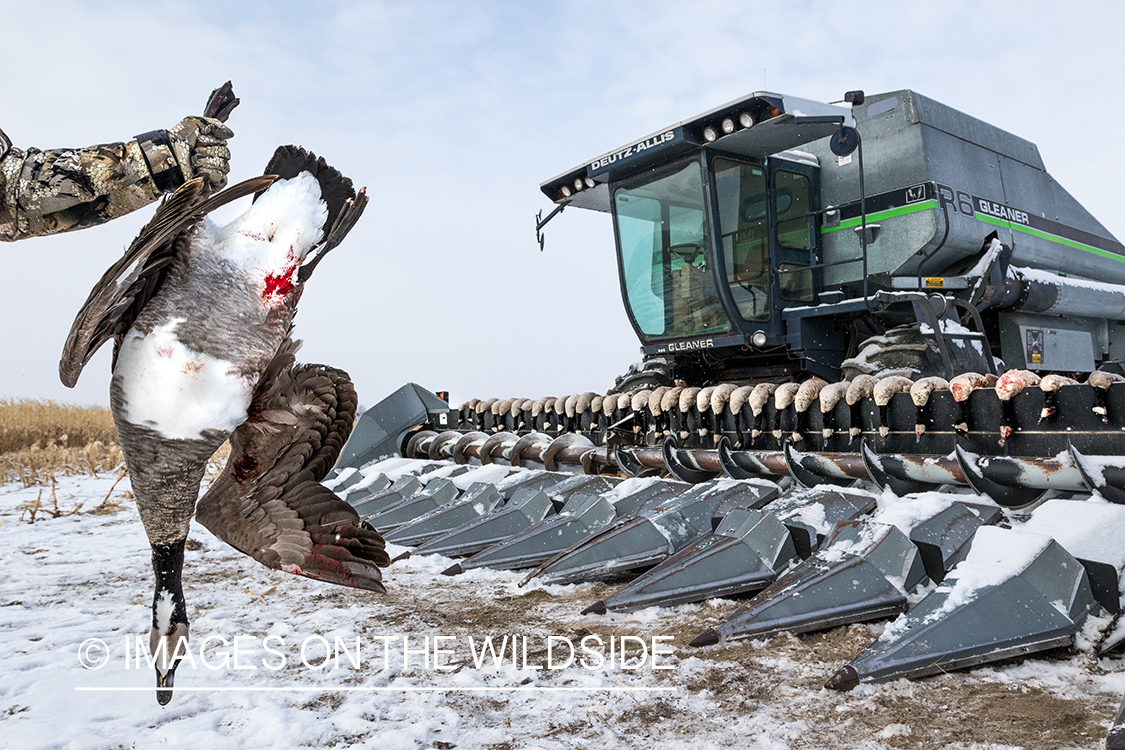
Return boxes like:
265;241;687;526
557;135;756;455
331;89;1125;741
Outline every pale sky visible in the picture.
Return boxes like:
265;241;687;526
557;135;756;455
4;0;1125;409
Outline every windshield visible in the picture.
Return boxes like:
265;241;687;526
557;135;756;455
613;160;731;340
714;157;770;321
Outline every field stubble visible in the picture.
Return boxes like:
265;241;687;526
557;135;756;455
0;397;123;487
0;397;229;516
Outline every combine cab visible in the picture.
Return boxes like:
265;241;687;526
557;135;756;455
334;89;1125;729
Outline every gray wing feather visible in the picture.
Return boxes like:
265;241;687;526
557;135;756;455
195;355;389;592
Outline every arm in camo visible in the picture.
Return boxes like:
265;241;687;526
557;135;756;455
0;121;229;242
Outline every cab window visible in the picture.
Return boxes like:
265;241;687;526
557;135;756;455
713;158;770;321
614;160;731;339
775;169;814;301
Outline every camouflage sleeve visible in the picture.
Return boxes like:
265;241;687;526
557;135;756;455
0;126;177;242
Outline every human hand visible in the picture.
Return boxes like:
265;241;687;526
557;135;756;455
168;116;233;190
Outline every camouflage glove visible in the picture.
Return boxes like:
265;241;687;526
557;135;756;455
170;116;232;190
137;116;232;193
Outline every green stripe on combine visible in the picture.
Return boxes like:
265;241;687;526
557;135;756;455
820;200;937;234
975;213;1125;263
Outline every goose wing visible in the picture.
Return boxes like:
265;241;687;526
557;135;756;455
59;174;276;387
195;348;389;592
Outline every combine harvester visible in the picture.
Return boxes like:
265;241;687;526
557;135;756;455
331;89;1125;737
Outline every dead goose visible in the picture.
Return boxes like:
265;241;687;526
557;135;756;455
516;398;535;431
792;377;827;442
563;394;581;432
531;397;553;432
476;397;499;431
59;146;382;704
695;386;716;439
772;382;802;441
729;385;755;446
630;389;653;435
493;398;516;432
660;386;684;438
601;391;618;424
458;398;480;426
647;386;671;436
749;383;777;444
589;395;605;430
678;386;702;441
575;392;598;432
708;383;737;443
845;375;878;441
616;391;635;427
554;396;570;432
542;397;559;433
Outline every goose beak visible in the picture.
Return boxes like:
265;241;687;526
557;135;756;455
155;665;178;705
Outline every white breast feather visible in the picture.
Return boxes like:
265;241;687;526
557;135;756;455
114;319;256;440
203;172;327;275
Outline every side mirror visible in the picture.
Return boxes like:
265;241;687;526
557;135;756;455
830;126;860;157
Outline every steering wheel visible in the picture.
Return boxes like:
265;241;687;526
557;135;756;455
668;242;706;267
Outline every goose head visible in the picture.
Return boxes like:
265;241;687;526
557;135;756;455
150;541;190;705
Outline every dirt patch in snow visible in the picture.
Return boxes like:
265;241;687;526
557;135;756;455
671;644;1111;748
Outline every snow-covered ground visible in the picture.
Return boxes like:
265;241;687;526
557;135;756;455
2;471;1124;750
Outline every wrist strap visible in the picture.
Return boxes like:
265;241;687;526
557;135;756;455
135;130;185;193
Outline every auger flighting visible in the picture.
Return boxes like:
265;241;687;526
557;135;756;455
443;366;1125;502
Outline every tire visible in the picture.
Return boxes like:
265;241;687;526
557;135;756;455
613;357;673;392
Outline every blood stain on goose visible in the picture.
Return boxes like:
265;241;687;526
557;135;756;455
262;265;297;301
